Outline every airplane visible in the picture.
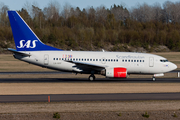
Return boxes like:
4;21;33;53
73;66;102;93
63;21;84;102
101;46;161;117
7;10;177;81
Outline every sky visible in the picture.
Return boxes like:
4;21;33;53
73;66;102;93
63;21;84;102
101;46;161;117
1;0;180;11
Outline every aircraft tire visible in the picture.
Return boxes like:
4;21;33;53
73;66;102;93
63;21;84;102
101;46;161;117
89;75;95;81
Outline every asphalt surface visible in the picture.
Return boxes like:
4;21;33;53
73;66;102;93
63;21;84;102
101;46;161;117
0;93;180;103
0;77;180;102
0;78;180;83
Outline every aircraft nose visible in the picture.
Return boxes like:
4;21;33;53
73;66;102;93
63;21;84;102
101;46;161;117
171;63;177;70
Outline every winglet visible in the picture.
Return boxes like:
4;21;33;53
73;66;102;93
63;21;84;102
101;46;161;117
8;11;62;51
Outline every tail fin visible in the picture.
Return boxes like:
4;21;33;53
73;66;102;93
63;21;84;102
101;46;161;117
8;11;62;51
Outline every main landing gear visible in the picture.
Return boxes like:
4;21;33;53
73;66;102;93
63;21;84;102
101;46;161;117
89;74;95;81
152;77;156;81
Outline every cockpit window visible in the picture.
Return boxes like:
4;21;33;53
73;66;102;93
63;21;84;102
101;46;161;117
160;59;168;62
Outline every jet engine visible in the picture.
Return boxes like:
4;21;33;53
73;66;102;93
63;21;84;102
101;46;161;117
101;67;127;78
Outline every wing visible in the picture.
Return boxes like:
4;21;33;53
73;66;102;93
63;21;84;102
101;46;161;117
66;60;107;71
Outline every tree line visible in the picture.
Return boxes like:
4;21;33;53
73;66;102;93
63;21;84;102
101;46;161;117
0;1;180;51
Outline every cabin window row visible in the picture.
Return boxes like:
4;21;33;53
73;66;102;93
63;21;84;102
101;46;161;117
122;59;145;62
53;58;119;62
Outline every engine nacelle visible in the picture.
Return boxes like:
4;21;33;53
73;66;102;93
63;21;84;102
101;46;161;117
106;67;127;78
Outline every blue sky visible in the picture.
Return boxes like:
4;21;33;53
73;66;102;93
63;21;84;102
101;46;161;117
1;0;180;10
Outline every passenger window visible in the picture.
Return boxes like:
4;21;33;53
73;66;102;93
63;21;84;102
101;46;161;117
73;58;75;61
137;60;139;62
134;60;136;62
128;60;130;62
56;58;58;60
87;59;89;61
106;59;107;61
143;60;144;62
90;59;92;61
96;59;98;61
108;59;110;61
84;59;86;61
76;58;78;61
122;60;124;62
53;58;55;60
125;60;127;62
140;60;141;62
99;59;101;61
114;59;115;62
116;59;118;62
131;60;133;62
79;59;81;61
103;59;105;61
93;59;95;61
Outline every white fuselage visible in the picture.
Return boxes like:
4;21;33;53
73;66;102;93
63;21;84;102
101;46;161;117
13;51;177;75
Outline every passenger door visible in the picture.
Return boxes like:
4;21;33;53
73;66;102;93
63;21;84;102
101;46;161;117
44;54;49;65
149;57;154;67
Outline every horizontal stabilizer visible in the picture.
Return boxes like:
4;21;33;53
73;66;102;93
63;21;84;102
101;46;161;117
7;48;31;56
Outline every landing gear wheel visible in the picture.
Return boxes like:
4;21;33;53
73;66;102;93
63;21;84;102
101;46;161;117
152;77;156;81
89;75;95;81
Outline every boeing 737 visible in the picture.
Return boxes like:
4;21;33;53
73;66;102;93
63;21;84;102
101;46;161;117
7;11;177;81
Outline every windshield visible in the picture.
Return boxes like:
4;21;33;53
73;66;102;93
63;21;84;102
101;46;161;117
160;59;168;62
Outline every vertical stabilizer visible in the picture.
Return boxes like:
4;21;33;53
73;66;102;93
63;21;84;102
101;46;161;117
8;11;62;51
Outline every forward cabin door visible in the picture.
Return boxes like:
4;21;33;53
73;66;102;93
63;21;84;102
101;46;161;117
149;57;154;67
44;54;49;65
